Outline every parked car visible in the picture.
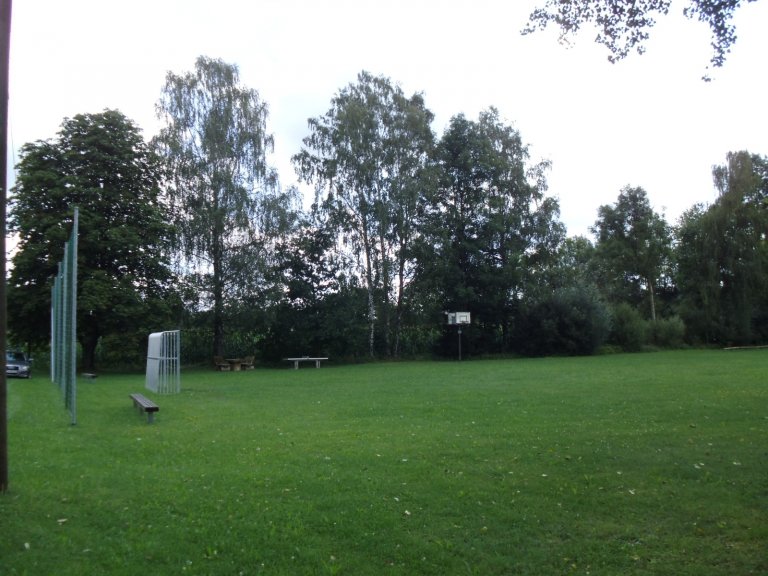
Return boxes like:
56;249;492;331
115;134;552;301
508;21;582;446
6;351;31;378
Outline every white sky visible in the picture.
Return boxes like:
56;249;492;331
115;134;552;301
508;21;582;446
8;0;768;237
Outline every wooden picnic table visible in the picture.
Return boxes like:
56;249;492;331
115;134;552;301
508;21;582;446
284;357;328;369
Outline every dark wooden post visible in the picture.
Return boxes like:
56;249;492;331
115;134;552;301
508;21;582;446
0;0;13;493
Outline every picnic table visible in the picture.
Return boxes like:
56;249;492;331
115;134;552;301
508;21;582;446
284;357;328;369
226;358;244;371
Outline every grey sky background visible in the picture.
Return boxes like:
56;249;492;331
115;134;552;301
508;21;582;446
8;0;768;236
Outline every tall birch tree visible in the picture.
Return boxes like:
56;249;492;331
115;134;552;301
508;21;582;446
294;71;434;357
154;56;281;356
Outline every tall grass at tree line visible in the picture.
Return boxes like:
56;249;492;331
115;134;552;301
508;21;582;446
1;350;766;575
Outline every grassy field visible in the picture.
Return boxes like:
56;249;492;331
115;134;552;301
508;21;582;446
1;350;766;575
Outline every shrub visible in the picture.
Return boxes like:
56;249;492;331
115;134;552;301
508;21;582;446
610;303;648;352
516;286;611;356
651;316;686;348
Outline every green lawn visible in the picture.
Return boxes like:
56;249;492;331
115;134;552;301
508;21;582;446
2;350;766;575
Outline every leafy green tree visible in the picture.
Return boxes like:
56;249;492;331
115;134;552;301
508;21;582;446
259;215;343;362
294;71;435;357
523;0;756;76
8;110;174;369
676;151;768;344
592;186;671;323
545;235;598;291
154;56;295;357
417;108;564;354
257;215;371;363
675;203;720;342
275;215;346;309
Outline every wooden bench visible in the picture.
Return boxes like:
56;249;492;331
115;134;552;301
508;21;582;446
284;357;329;369
82;372;97;380
129;393;159;424
213;356;231;371
240;355;255;370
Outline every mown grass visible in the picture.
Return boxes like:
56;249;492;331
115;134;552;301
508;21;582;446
1;350;766;575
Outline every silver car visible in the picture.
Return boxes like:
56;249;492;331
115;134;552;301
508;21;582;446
6;351;31;378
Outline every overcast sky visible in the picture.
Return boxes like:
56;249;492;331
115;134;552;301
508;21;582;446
8;0;768;237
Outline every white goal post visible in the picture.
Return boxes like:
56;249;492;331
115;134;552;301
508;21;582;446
146;330;181;394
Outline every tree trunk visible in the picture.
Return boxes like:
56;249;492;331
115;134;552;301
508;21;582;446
367;284;376;357
81;333;99;371
364;248;376;358
361;223;376;358
212;235;225;357
80;312;100;371
647;277;657;323
213;294;225;357
394;255;406;358
379;227;391;356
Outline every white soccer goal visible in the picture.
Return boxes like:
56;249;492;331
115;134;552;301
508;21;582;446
146;330;181;394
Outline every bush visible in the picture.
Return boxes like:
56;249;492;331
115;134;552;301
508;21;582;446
609;303;648;352
516;286;611;356
396;325;441;358
651;316;686;348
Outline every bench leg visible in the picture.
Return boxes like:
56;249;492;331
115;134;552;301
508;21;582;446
147;411;155;424
315;360;321;368
294;360;299;370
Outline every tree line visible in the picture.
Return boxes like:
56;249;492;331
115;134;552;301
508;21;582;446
7;58;767;369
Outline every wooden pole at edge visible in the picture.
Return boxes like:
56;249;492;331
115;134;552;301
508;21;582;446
0;0;12;493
